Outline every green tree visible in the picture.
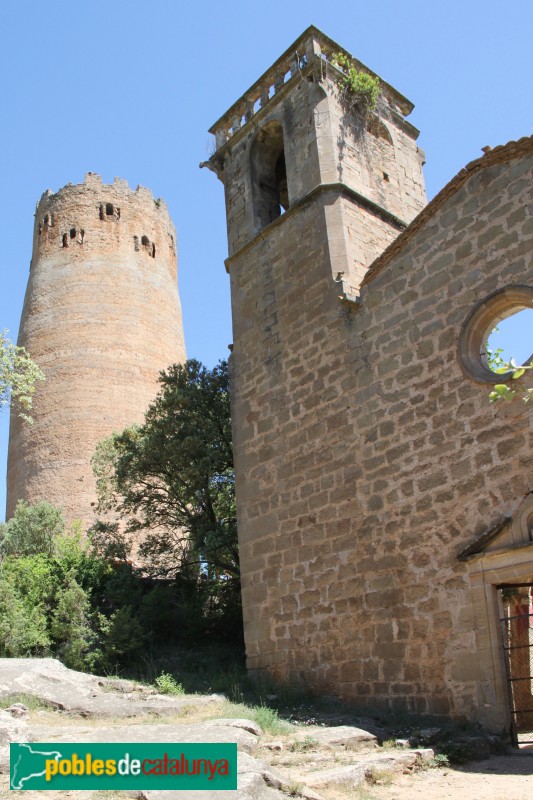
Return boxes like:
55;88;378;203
0;573;50;656
0;330;45;423
98;606;146;666
50;569;95;670
0;500;65;558
0;501;97;665
92;360;238;581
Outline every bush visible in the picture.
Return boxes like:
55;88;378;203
330;52;381;111
155;672;185;695
0;573;50;656
0;504;106;668
0;498;243;676
0;500;65;558
50;570;95;670
99;606;145;666
221;701;292;734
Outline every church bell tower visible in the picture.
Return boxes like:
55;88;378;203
203;26;426;681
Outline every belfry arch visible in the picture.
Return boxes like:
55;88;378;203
250;121;289;232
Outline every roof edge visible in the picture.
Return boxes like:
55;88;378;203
361;135;533;289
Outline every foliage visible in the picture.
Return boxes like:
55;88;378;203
489;359;533;403
50;569;96;670
98;606;146;665
285;781;305;797
0;693;54;711
0;572;50;656
0;500;65;558
487;327;532;403
366;766;394;786
289;735;318;753
0;493;242;675
430;753;450;768
221;700;292;734
0;330;45;423
0;502;114;668
92;359;237;579
91;359;240;630
330;53;381;111
154;672;185;695
486;330;506;372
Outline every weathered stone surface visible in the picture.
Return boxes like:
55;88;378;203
293;725;377;751
211;718;263;737
305;750;435;787
0;708;34;772
262;741;284;751
3;703;29;718
0;709;32;747
0;659;222;718
134;753;287;800
29;720;260;755
207;25;533;734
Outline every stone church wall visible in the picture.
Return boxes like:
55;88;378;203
209;26;533;731
230;139;532;729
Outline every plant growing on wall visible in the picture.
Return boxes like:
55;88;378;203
330;53;381;112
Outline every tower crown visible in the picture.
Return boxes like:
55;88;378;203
205;26;426;271
33;173;176;277
208;26;414;154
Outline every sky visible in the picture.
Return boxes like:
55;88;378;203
0;0;532;521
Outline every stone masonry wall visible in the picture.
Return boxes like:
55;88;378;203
220;74;425;263
322;76;426;224
229;148;532;729
7;174;186;526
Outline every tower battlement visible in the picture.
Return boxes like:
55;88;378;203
37;172;171;216
33;174;176;275
206;26;426;289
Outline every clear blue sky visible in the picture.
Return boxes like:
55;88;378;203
1;0;532;521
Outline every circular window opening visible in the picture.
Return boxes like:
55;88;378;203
485;308;533;373
459;286;533;383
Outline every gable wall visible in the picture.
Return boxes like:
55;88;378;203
231;150;533;728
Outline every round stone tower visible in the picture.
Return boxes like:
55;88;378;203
6;173;186;525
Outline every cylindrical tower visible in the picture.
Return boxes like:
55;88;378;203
7;173;186;525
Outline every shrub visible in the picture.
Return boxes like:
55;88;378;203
99;606;145;667
0;500;64;558
155;672;185;695
330;52;381;111
50;570;95;670
221;701;292;734
0;573;50;656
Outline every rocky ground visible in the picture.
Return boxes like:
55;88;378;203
1;658;531;800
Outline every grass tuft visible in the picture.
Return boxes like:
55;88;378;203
221;700;292;734
0;693;55;711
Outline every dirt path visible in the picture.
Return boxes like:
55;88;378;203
2;745;532;800
368;753;533;800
